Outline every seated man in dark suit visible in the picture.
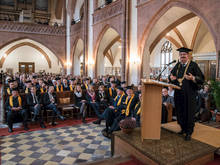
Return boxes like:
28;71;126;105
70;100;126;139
97;84;109;109
23;80;32;94
54;77;64;92
5;88;29;133
107;86;139;135
161;87;175;123
134;93;142;127
101;87;126;137
62;78;70;91
5;79;15;97
107;81;117;104
26;86;46;128
42;86;65;125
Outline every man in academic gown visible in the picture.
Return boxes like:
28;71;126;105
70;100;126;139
101;86;126;137
5;88;29;133
169;47;204;141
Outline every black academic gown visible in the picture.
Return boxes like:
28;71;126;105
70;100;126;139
169;61;204;135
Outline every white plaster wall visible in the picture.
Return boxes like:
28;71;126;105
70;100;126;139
0;39;62;73
73;39;84;75
3;46;61;73
50;0;64;26
195;32;216;53
73;0;84;21
104;56;112;67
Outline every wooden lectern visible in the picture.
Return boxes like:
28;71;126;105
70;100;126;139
141;79;180;140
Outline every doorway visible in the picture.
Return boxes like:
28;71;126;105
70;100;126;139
19;62;35;73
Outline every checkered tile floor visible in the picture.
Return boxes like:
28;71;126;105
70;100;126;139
0;122;111;165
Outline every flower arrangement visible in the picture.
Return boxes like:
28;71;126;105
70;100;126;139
119;117;136;134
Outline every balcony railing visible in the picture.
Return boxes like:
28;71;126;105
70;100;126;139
93;0;123;25
0;21;66;36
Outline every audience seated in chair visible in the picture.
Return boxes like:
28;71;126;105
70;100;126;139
26;86;46;128
42;86;65;125
134;93;142;127
101;87;126;138
161;87;175;123
5;88;29;133
73;84;87;123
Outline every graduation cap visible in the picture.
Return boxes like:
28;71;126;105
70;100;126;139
8;79;15;83
12;87;19;91
121;81;126;85
176;47;192;53
32;76;37;79
117;86;124;91
71;78;76;81
26;80;32;83
55;77;61;80
111;81;117;84
126;86;133;90
43;81;48;85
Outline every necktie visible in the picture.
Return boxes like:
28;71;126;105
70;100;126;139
34;95;38;104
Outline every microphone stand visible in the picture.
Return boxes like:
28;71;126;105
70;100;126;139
156;65;169;81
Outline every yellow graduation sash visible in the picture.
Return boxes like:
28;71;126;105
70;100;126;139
9;95;22;107
114;93;125;107
25;88;29;94
135;102;141;115
109;88;112;97
69;85;74;91
85;84;88;90
40;87;47;93
7;88;11;95
56;85;63;92
124;94;135;116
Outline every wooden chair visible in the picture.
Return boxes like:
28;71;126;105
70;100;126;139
56;91;79;119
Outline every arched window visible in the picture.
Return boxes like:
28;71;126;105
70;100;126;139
160;40;173;76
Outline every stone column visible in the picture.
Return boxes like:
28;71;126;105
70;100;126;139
83;0;89;77
121;0;130;82
66;0;71;75
129;0;139;85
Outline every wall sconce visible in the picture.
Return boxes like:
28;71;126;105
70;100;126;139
3;53;7;58
65;61;72;67
130;56;141;64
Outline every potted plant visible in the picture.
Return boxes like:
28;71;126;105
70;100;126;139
119;117;136;134
210;81;220;122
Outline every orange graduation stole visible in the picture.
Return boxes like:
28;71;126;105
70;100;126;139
9;95;22;107
114;93;125;107
109;88;112;97
123;94;135;116
56;85;63;92
69;85;75;91
7;88;11;95
40;87;47;93
135;102;141;115
84;84;88;90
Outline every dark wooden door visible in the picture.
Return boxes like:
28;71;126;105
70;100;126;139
19;62;35;73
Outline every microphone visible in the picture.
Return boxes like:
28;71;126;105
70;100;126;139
166;60;176;66
157;60;176;80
